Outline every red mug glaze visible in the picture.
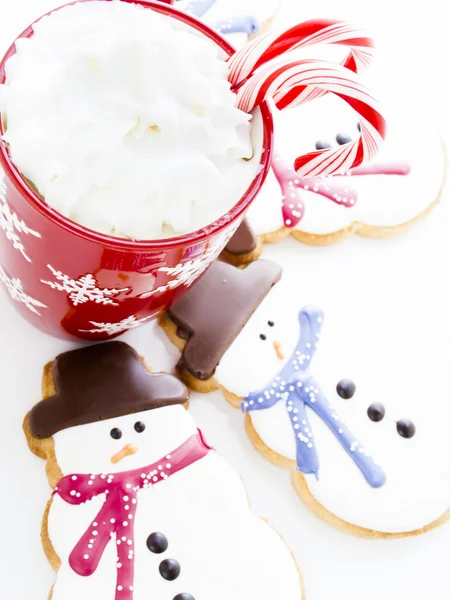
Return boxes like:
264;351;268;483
0;0;273;340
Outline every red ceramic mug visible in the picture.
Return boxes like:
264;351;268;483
0;0;273;340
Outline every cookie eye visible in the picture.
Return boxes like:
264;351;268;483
367;402;385;422
336;379;356;399
110;428;122;440
396;419;416;438
268;321;275;327
336;132;353;145
315;139;332;150
134;421;146;433
259;334;267;341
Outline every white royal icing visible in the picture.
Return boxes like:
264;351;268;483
246;96;445;238
49;405;302;599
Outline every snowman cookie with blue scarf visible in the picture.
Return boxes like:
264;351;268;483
160;259;450;538
175;0;281;48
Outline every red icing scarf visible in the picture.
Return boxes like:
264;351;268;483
54;431;211;599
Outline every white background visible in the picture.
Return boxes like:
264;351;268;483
1;0;450;599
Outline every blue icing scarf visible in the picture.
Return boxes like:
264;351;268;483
183;0;261;36
242;306;386;488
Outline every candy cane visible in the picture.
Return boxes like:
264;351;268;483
228;19;375;88
235;60;386;177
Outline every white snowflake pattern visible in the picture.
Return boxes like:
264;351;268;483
40;265;130;307
142;227;236;298
79;314;154;335
0;172;41;262
0;265;47;315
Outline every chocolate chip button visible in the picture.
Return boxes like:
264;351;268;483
315;140;332;150
336;379;356;399
396;419;416;438
146;532;168;554
367;402;385;422
336;132;352;145
160;559;181;581
173;595;195;600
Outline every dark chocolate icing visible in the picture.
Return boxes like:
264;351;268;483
168;260;282;380
29;342;188;439
223;219;257;255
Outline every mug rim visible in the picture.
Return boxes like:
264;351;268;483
0;0;274;251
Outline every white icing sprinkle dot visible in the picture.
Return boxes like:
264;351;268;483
110;518;116;524
92;531;98;536
126;484;131;489
124;505;129;511
117;586;123;592
123;496;129;501
123;521;128;527
70;491;76;497
127;540;133;546
71;476;77;481
88;544;93;549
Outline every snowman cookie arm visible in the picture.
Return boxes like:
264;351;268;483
46;493;100;565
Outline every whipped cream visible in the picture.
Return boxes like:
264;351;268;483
0;1;260;239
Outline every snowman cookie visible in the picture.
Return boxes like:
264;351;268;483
175;0;281;48
224;95;446;262
25;341;303;600
160;260;450;538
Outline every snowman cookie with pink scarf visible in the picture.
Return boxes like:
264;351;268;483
160;259;450;538
25;342;303;600
224;95;446;263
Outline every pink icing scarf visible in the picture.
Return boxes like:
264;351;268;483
54;431;211;600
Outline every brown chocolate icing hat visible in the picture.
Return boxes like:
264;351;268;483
29;341;188;439
168;259;282;381
224;219;257;256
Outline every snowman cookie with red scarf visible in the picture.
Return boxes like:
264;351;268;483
25;341;303;600
160;258;450;538
224;95;446;263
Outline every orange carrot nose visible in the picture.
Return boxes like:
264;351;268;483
111;444;138;464
273;341;284;360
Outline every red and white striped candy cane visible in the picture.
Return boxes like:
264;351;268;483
228;19;375;89
235;59;386;177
